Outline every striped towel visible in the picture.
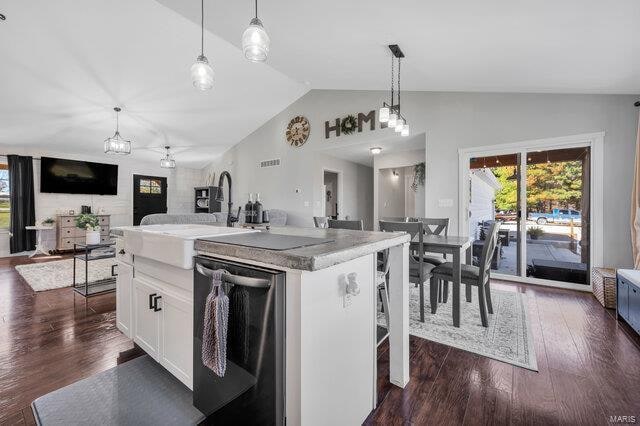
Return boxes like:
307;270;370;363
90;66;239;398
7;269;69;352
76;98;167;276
202;269;229;377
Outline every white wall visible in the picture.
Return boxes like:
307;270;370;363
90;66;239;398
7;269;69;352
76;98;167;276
0;147;203;255
378;168;406;218
202;93;375;230
373;148;427;228
206;90;638;268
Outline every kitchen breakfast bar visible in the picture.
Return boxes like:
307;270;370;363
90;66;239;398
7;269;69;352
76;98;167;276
194;227;411;425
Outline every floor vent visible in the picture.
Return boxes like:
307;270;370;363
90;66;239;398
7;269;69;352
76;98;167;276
260;158;281;168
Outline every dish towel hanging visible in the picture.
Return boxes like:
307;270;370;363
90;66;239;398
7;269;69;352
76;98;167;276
202;269;229;377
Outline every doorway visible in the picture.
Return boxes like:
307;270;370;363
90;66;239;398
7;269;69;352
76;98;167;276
459;133;604;290
133;175;168;225
323;171;339;219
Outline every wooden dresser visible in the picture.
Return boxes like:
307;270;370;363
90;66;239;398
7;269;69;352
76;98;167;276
56;215;111;251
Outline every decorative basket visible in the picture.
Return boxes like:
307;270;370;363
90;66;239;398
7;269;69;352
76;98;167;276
591;267;617;309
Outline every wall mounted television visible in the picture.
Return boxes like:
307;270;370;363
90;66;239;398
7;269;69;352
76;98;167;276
40;157;118;195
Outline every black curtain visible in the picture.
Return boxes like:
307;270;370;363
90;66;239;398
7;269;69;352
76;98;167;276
8;155;35;253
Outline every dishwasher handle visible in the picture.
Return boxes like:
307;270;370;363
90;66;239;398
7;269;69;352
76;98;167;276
196;263;272;289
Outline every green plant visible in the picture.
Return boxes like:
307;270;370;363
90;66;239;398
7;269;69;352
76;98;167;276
75;213;99;231
527;226;544;239
411;162;425;191
41;217;55;225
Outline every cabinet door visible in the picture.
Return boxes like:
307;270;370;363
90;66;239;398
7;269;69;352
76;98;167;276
618;278;629;320
158;291;193;388
629;284;640;332
115;262;133;337
133;278;161;360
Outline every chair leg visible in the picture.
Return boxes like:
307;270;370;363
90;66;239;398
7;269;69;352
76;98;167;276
443;281;449;303
438;280;443;303
429;276;438;316
484;280;494;314
477;285;488;327
380;282;390;329
378;287;385;313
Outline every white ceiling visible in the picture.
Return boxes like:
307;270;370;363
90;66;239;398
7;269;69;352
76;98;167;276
320;133;426;167
159;0;640;94
0;0;307;167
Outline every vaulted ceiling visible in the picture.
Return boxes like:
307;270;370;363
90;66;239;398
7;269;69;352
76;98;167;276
0;0;307;167
1;0;638;167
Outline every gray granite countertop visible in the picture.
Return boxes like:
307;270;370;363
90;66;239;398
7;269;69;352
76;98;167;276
194;227;410;271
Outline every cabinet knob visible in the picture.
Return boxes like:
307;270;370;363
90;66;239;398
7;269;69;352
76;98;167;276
119;249;125;255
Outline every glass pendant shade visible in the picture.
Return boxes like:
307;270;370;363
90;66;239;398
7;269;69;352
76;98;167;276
370;147;382;155
160;158;176;169
394;120;404;133
191;55;214;90
401;124;409;137
104;131;131;155
388;113;397;128
242;18;270;62
379;107;389;123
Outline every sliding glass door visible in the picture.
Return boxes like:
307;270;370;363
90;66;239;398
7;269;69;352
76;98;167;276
467;146;591;286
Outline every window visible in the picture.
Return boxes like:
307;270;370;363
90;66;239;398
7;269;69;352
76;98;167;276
0;163;9;229
139;178;162;194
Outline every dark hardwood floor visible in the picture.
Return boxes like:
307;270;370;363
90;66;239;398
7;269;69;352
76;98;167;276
0;255;132;424
0;255;639;425
366;281;640;425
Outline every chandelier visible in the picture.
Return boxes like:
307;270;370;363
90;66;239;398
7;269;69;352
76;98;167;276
104;107;132;155
160;146;176;169
190;0;214;90
242;0;270;62
379;44;409;137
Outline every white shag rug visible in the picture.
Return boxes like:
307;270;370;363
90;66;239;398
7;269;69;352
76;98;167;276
379;285;538;371
15;258;116;292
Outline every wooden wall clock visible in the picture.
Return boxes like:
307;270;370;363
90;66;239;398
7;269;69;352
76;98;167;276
286;116;310;147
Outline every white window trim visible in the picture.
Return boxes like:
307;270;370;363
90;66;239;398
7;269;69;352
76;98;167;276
458;132;604;292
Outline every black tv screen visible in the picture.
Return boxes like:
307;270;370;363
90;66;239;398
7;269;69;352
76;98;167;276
40;157;118;195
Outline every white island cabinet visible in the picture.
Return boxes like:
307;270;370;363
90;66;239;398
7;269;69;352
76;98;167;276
114;225;410;425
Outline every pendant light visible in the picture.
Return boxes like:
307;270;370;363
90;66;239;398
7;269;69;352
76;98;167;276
378;45;410;137
160;146;176;169
190;0;214;90
242;0;270;62
104;107;132;155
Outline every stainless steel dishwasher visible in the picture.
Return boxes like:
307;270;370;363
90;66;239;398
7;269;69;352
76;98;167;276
193;256;285;425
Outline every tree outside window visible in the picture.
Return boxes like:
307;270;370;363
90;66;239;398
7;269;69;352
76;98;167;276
0;164;9;229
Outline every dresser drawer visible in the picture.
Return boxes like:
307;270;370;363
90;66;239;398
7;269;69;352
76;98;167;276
98;216;110;226
59;216;76;227
60;228;77;238
100;226;109;235
100;235;111;244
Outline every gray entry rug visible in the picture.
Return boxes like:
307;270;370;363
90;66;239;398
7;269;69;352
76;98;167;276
15;258;116;292
379;286;538;371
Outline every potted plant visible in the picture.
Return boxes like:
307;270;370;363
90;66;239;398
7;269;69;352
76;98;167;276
527;226;544;240
76;213;101;245
41;217;55;227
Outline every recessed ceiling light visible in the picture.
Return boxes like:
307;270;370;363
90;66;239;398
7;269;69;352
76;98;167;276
370;147;382;155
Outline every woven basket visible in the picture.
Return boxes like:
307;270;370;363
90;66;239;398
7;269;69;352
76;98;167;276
592;267;617;309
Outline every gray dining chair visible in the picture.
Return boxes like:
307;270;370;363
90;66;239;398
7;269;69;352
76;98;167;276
381;217;409;222
376;249;391;335
328;219;364;231
313;216;330;228
430;221;500;327
379;220;436;322
409;217;450;267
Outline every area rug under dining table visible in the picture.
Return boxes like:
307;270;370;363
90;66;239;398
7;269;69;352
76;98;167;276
378;285;538;371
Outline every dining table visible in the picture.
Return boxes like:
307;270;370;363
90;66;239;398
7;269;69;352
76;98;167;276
410;234;473;327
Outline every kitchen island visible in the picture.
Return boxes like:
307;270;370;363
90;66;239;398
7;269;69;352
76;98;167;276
195;227;410;425
114;225;410;425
